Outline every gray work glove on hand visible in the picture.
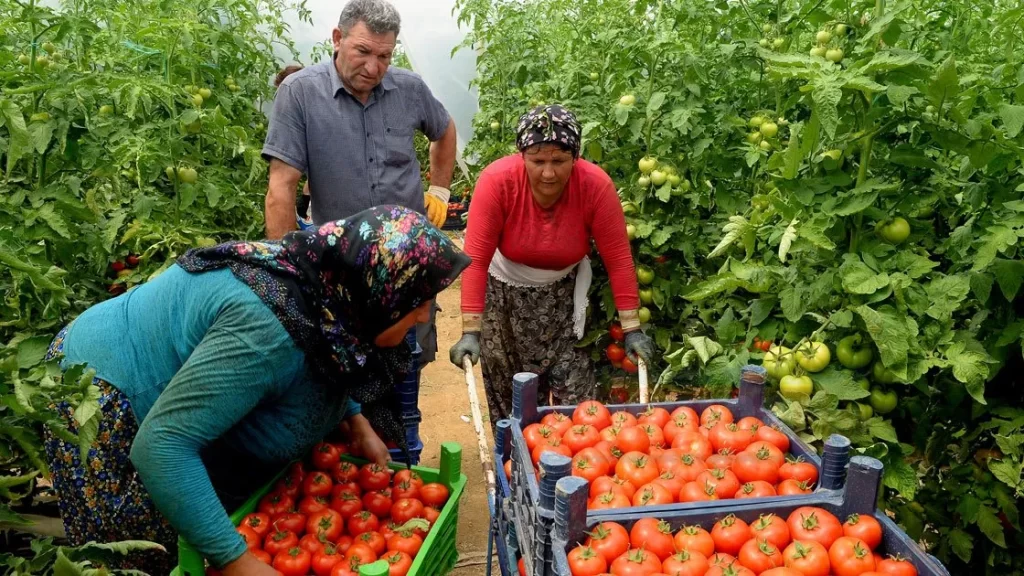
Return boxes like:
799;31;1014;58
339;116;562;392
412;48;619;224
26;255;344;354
450;332;481;369
624;330;655;364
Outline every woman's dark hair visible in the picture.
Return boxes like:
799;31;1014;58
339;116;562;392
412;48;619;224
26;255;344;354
522;141;574;156
274;65;305;88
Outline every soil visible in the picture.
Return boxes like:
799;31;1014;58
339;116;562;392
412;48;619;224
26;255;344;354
416;237;501;575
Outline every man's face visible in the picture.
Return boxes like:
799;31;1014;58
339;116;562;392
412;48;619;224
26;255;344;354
332;22;396;99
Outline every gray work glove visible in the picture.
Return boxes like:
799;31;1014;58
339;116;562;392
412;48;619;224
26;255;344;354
624;330;655;364
449;332;481;369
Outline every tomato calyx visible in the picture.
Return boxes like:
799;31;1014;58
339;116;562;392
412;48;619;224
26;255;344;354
800;512;822;531
718;514;739;528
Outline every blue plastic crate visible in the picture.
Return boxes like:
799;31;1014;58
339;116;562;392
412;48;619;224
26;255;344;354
550;456;950;576
505;366;853;576
389;437;423;466
493;420;516;576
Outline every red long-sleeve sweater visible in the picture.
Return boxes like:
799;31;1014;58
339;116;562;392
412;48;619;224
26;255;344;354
461;154;639;314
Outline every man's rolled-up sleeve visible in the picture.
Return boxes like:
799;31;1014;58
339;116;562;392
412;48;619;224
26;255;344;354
262;83;308;173
415;79;451;142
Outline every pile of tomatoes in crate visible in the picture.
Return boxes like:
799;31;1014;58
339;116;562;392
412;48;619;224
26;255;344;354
564;507;919;575
219;441;450;576
512;401;819;509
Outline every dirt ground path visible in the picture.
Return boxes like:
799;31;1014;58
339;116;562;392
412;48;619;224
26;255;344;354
415;236;501;575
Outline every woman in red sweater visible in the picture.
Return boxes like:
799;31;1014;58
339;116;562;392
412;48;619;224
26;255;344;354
450;105;654;425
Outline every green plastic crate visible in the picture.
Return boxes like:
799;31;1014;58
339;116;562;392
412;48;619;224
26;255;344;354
171;442;466;576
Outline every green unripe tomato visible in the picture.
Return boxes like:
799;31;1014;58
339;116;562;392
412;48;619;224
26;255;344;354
759;38;771;48
810;46;827;58
99;105;114;116
854;402;873;421
869;388;898;414
871;361;899;385
749;116;766;129
638;307;652;324
198;88;212;99
18;54;30;65
177;167;198;184
636;266;655;285
780;374;813;399
589;72;599;81
191;94;204;106
816;31;832;44
229;84;241;92
34;55;49;67
836;334;873;369
619;94;636;106
42;42;56;54
625;224;636;241
764;345;796;379
490;121;500;131
762;23;773;34
638;157;657;174
639;288;655;305
667;174;681;187
650;170;668;186
876;217;910;244
759;140;772;151
835;24;848;35
165;166;176;180
795;341;831;373
826;48;844;63
760;122;779;138
772;37;785;48
746;131;763;144
638;176;651;187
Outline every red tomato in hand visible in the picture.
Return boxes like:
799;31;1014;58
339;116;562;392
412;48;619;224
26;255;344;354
273;546;311;576
390;498;426;524
585;521;629;564
358;464;391;491
252;549;272;564
573;400;612;430
606;343;626;363
710;514;752;556
348;511;380;536
621;356;639;374
609;323;625;342
312;442;342;471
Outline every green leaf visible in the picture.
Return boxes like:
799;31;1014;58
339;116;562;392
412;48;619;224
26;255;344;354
862;50;923;74
825;190;878;217
853;305;917;375
779;286;806;323
957;494;981;523
886;251;938;279
655;183;672;202
798;217;837;251
13;375;37;413
778;219;798;263
841;260;890;295
976;504;1007;547
927;56;959;108
205;183;222;208
882;453;918;499
53;549;85;576
0;503;28;526
947;528;973;563
782;122;803;179
683;274;741;302
842;75;885;93
748;298;776;327
708;216;749;259
687;336;724;364
812;82;842;139
772;400;806;432
973;226;1020;271
0;99;31;176
647;91;666;114
29;121;55;154
613;104;630;126
945;339;992;404
858;5;909;47
990;259;1024;301
997;103;1024;138
885;85;918;107
925;274;971;321
36;205;72;239
102;212;127;253
813;366;870;400
989;459;1023;493
649;226;674;247
16;335;52;369
867;418;899;442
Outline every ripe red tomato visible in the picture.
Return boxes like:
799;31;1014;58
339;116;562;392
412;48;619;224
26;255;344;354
363;489;393;518
739;538;785;573
390;498;426;524
651;469;685;497
344;542;378;566
392;479;420;501
347;511;380;536
420;483;450;508
572;448;611;482
567;545;608;576
705;450;736;471
382;550;413;576
312;442;343;471
708;422;755;453
237;525;261;550
275;474;302;499
299;495;331;516
273;546;311;576
706;564;755;576
585;521;629;564
242;512;272;538
609;323;625;342
589;489;632;510
671;430;713;460
843;513;883;550
662;415;697;445
606;343;627;363
658;452;706;482
330;491;363;519
662;549;709;576
670;405;700;426
311;545;343;576
358;464;391;491
334;534;353;553
333;482;361;499
423;505;441;526
631;482;673;507
563;424;601;453
610;411;639;428
779;458;819;485
386;529;423;557
733;448;781;484
638;406;671;428
736;480;777;499
621;356;639;373
630;518;675;561
876;556;919;575
264;529;299;556
303;471;334;498
776;478;814;496
737;416;764;432
751;513;792;549
573;400;613;429
522;423;559;452
307;509;345;542
615;451;660;487
613;426;651;454
252;549;272;564
333;461;359;484
275;512;307;535
673;524;715;557
532;434;571;464
829;536;877;576
639;423;666;448
787;507;844;549
745;440;786;466
678;480;718;502
694;468;740;498
711;515;753;556
700;405;735;429
541;412;573;436
609;548;663;574
258;492;295;517
709;552;737;566
300;533;327;555
756;425;792;452
357;530;387;556
393;469;424;490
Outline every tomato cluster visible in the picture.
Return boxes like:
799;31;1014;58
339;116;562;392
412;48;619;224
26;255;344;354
212;441;450;576
509;402;819;510
606;324;639;374
564;509;917;576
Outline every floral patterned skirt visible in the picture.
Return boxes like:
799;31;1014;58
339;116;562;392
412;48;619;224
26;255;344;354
480;271;595;428
42;325;178;574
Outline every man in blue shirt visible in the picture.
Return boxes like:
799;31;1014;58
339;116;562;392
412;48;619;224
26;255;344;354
263;0;458;363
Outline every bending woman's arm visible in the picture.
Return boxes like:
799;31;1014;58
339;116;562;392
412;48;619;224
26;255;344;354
460;166;506;332
130;325;282;569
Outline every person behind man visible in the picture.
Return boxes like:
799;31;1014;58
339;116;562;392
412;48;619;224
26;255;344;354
263;0;457;363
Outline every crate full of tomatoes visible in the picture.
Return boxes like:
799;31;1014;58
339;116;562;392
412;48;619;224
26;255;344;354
172;442;466;576
500;367;853;576
549;455;950;576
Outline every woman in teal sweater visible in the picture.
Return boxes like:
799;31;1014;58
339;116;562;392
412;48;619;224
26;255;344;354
43;206;470;575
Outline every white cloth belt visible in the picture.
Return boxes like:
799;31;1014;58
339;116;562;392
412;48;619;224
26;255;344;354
488;249;592;340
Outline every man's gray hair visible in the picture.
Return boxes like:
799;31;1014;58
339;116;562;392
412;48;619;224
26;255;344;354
338;0;401;36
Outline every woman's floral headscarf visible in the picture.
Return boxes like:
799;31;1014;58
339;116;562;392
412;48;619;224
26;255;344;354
178;206;470;463
515;104;582;158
